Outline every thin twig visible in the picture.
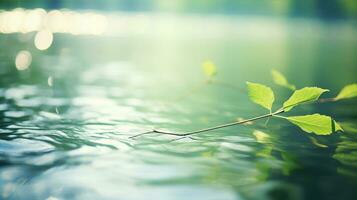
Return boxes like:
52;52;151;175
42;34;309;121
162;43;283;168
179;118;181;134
130;109;284;139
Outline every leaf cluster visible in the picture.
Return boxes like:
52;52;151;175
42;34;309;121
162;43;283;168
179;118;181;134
247;80;344;135
271;69;357;101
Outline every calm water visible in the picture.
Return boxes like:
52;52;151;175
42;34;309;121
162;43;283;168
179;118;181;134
1;14;357;200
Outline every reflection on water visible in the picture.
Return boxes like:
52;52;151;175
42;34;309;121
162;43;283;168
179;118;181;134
333;122;357;178
1;11;357;200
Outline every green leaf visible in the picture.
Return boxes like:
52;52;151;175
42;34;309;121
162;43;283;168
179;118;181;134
202;60;217;78
286;114;343;135
271;69;296;90
283;87;328;111
247;82;275;111
335;84;357;100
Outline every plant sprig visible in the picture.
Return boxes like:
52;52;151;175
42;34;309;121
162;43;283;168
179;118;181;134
130;81;344;139
243;83;341;135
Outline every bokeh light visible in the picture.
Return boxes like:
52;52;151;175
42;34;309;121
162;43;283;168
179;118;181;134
48;76;53;87
34;30;53;50
15;50;32;70
0;8;107;35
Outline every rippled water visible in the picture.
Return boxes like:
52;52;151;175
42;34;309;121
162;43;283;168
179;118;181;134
1;15;357;200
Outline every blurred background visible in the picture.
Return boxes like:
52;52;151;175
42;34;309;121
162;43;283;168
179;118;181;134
1;0;356;90
1;1;357;200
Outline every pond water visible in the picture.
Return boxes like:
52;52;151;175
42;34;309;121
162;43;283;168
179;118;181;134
1;13;357;200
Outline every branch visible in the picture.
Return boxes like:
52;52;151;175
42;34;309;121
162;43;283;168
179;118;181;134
129;109;284;139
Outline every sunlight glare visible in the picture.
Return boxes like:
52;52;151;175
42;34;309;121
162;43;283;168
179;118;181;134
34;30;53;50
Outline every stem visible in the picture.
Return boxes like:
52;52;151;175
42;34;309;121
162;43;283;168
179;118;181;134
272;114;286;119
173;78;244;102
211;80;245;93
173;81;208;101
317;98;336;103
129;109;284;139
